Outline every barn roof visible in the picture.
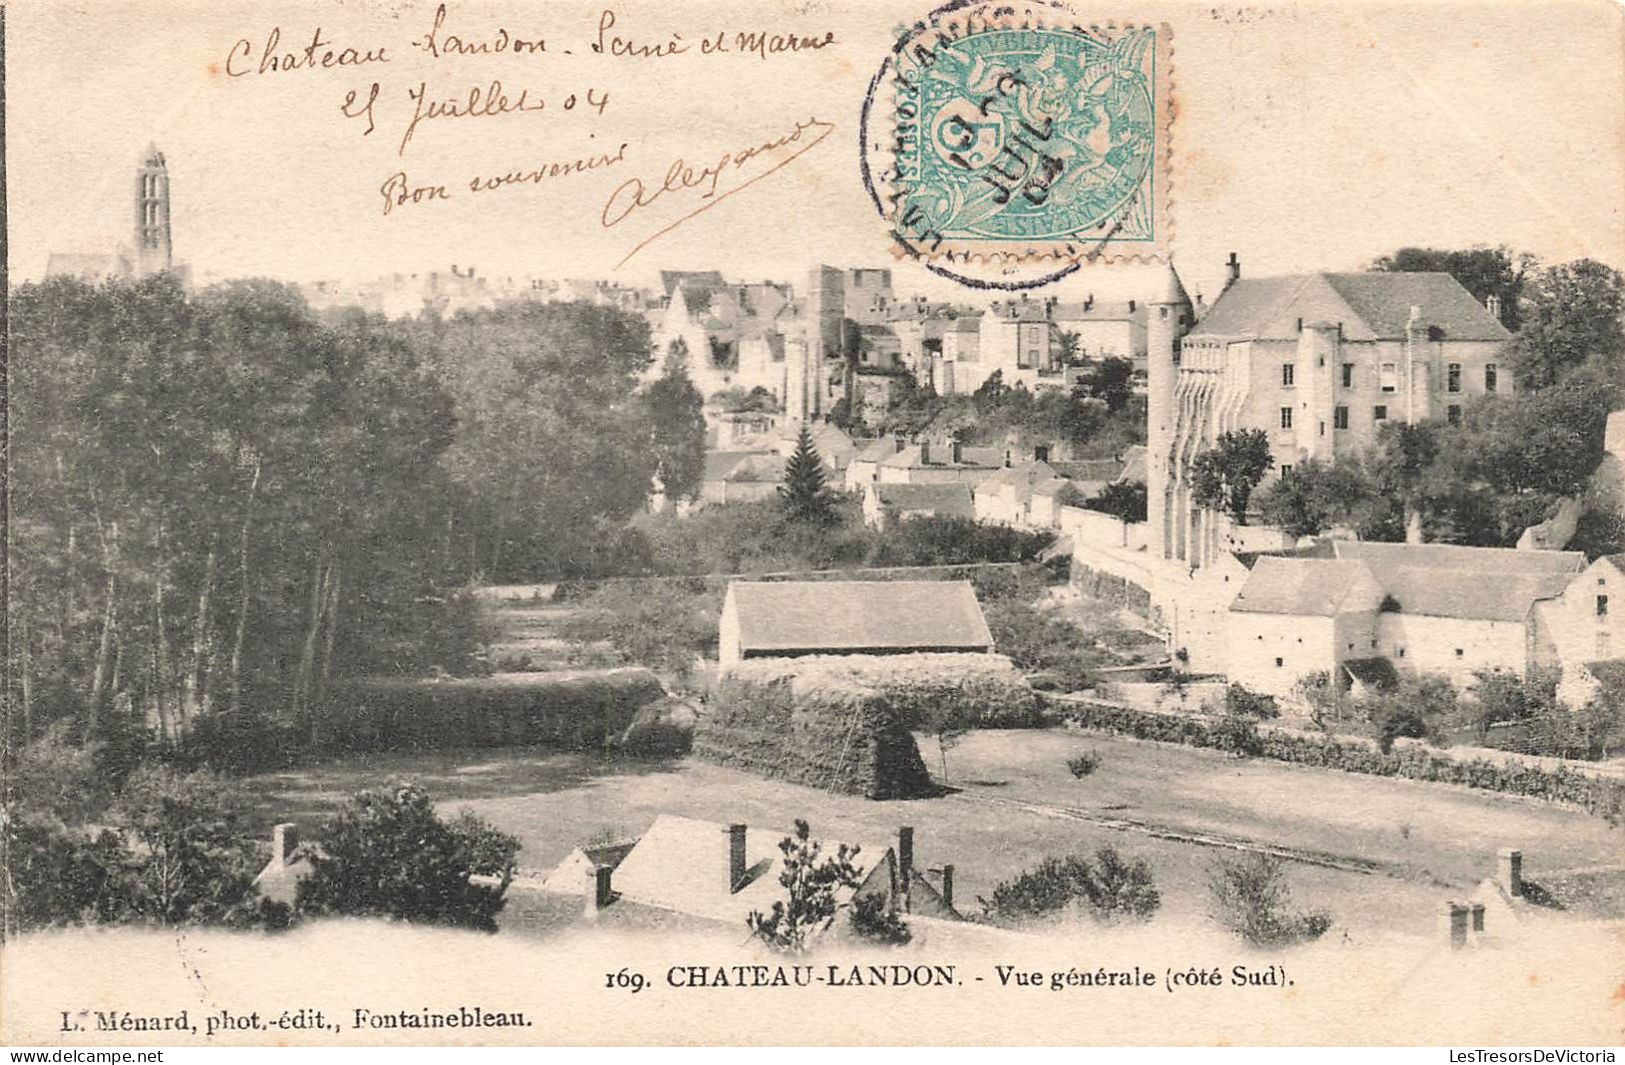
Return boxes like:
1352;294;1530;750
725;580;993;653
1331;541;1584;621
1230;557;1385;616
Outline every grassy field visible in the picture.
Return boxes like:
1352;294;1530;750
241;726;1625;940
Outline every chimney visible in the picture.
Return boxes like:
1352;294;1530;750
897;827;914;908
1439;901;1469;949
951;441;963;464
1486;294;1502;321
1084;293;1094;311
1469;902;1486;943
939;864;955;911
584;864;613;920
1407;304;1424;329
727;824;748;893
892;433;908;453
1497;847;1523;898
1128;299;1136;313
272;823;299;866
1226;251;1241;285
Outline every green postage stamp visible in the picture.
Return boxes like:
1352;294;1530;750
883;3;1171;264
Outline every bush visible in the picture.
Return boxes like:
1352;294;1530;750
1210;713;1263;757
1067;750;1103;777
1223;684;1279;720
848;893;912;947
295;783;519;932
979;847;1159;926
748;819;862;952
1208;852;1331;947
5;763;280;931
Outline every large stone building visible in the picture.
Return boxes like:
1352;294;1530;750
46;144;190;286
1147;255;1512;568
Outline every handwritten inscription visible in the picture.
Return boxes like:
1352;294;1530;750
602;116;836;266
218;3;842;254
380;141;628;215
227;27;390;77
414;4;547;58
399;80;609;156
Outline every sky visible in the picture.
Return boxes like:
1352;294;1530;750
7;0;1624;304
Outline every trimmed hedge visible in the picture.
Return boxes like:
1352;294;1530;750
322;669;666;751
695;659;939;799
1051;697;1625;826
756;653;1042;729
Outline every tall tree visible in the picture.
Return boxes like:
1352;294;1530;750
1255;459;1378;538
1190;430;1273;526
778;427;835;524
1508;258;1625;390
1371;245;1534;330
1075;356;1134;413
642;357;707;502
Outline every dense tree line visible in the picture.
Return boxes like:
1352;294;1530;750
6;277;701;754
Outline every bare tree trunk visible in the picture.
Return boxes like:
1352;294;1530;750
293;559;328;724
153;552;175;743
228;463;260;717
183;547;217;722
61;525;76;648
85;518;120;742
18;614;34;742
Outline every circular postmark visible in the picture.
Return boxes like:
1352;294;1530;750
860;0;1170;288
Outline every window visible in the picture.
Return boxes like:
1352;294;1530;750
1334;406;1349;430
1447;405;1462;425
1373;404;1388;422
1447;363;1462;393
1380;363;1397;392
1279;464;1293;477
1282;363;1295;387
1599;594;1610;618
1280;407;1293;430
1319;421;1325;437
1454;648;1464;658
1274;657;1284;668
1485;364;1498;392
1397;647;1406;658
1342;363;1354;388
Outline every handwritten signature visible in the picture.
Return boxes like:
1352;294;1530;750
601;116;835;268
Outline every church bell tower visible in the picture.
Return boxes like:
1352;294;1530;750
133;144;173;276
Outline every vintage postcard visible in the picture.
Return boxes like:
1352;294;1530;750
4;0;1624;1049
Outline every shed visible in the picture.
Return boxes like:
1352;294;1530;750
718;580;994;666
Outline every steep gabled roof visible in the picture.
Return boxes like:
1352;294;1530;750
1329;541;1584;621
1231;557;1385;616
873;482;975;519
725;580;994;654
1189;272;1509;343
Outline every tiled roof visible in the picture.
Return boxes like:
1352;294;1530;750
1191;272;1510;343
1231;557;1386;616
951;316;982;333
873;482;975;519
703;451;767;482
725;580;994;653
1052;458;1125;483
721;454;785;483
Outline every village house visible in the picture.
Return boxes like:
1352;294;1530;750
700;451;783;505
972;460;1063;527
874;441;1006;488
1225;541;1588;698
773;422;857;473
717;580;994;666
1531;553;1625;705
862;482;975;530
845;436;909;492
537;816;961;933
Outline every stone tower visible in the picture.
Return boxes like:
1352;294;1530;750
133;144;172;277
1146;263;1193;561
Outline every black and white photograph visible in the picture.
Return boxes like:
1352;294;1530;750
2;0;1623;1049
